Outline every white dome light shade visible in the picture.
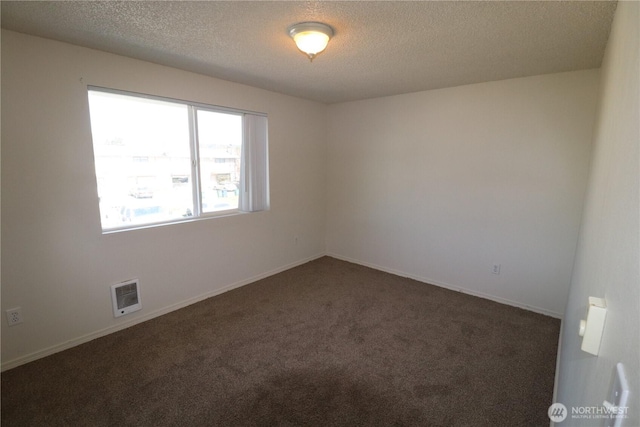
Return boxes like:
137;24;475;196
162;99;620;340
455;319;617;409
288;22;334;61
294;31;329;55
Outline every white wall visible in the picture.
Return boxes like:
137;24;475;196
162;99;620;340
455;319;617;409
556;2;639;426
1;30;327;368
326;70;600;317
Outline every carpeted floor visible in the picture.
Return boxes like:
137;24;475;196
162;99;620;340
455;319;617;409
1;257;560;426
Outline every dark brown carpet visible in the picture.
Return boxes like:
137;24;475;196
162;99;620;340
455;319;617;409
1;257;560;426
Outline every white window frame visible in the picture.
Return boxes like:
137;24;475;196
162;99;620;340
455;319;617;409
88;86;269;232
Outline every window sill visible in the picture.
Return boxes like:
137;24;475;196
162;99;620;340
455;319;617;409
101;209;246;234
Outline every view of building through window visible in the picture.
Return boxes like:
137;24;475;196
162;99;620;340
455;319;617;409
88;89;243;230
196;110;242;214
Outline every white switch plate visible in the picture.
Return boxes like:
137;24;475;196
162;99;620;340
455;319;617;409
603;363;630;427
580;297;607;355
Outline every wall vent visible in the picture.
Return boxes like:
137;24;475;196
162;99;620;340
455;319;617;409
111;279;142;318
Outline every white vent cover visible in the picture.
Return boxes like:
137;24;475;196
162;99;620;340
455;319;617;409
111;279;142;318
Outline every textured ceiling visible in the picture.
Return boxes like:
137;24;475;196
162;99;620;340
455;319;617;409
1;1;617;104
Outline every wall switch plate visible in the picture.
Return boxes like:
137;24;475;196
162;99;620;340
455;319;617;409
603;363;630;427
579;297;607;356
492;264;501;275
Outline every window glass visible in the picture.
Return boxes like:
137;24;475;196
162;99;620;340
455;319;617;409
196;110;242;213
89;91;194;229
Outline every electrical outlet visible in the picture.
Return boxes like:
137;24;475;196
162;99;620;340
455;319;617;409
6;307;23;326
492;264;501;275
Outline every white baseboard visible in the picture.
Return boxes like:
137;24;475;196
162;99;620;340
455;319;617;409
327;252;564;319
1;252;326;372
3;251;563;371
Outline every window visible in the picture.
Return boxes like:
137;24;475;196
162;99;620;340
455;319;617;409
88;87;269;231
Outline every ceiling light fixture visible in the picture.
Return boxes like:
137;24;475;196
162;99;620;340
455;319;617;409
288;22;334;62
